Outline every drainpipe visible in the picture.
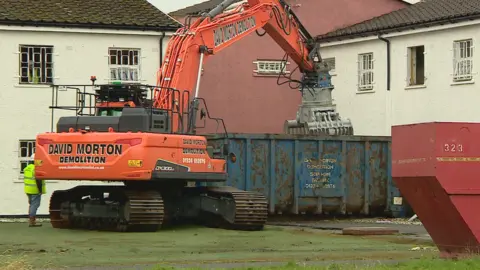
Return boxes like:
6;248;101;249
378;35;391;91
159;32;166;66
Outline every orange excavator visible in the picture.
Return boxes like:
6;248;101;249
34;0;353;232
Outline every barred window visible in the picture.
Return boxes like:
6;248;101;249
19;45;54;84
18;140;35;174
357;53;374;91
254;60;289;75
108;48;141;83
323;57;336;73
453;39;474;82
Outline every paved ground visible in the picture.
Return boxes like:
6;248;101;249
1;217;427;236
267;218;428;237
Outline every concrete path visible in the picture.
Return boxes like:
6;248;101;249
267;219;432;244
267;220;427;235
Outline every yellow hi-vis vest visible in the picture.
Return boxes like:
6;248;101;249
23;164;46;195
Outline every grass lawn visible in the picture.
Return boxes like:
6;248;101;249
0;222;435;269
147;259;480;269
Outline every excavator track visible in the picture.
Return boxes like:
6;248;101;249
49;190;72;229
204;186;268;230
117;189;165;232
49;186;164;232
48;185;268;232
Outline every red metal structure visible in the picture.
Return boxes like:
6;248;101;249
392;122;480;258
33;0;343;232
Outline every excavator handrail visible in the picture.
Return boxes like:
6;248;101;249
46;83;228;136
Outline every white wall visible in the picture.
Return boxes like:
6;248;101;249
319;39;389;136
319;22;480;136
0;26;173;215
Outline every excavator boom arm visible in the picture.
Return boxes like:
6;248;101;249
154;0;317;117
155;0;353;136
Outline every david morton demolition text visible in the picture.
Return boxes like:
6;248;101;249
48;143;123;164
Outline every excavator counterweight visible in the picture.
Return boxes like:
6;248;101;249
34;0;352;233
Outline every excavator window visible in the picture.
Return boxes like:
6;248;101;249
97;108;123;116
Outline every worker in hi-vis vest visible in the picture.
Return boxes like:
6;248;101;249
24;155;46;227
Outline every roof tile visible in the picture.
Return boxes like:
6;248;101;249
169;0;242;17
169;0;414;18
317;0;480;42
0;0;181;31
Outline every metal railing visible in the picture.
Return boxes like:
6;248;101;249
48;83;227;137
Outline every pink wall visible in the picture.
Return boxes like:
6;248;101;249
173;0;408;134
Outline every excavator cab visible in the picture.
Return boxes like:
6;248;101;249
93;82;149;115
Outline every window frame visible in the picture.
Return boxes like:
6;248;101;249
322;57;336;74
18;44;54;85
406;45;426;87
108;48;141;83
253;60;290;76
357;53;374;91
453;39;474;82
18;140;36;177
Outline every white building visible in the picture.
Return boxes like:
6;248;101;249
0;0;181;215
316;0;479;136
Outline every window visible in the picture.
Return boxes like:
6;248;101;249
253;60;289;75
322;57;336;73
407;45;425;86
108;48;141;83
98;108;123;116
19;45;53;84
358;53;374;91
453;39;474;82
18;140;35;175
